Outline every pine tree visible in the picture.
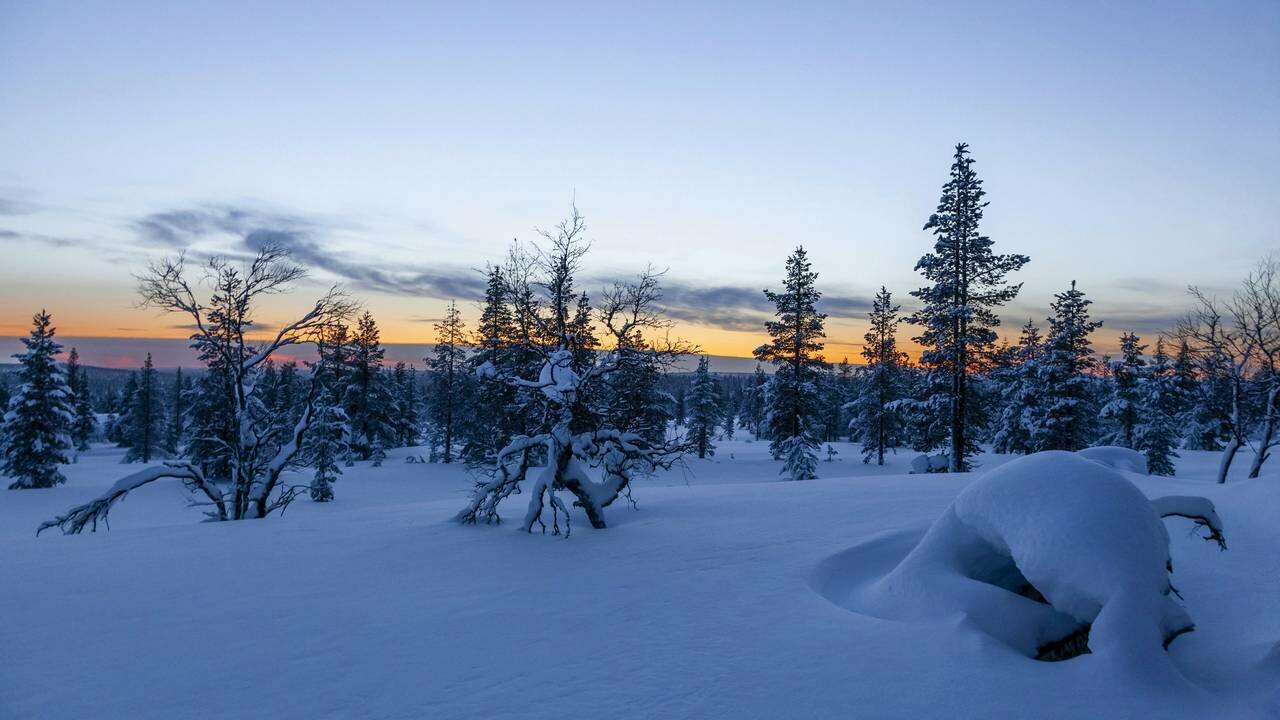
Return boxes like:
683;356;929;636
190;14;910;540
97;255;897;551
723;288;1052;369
66;347;96;452
345;311;395;459
2;310;75;488
685;355;721;458
125;353;166;463
991;320;1043;454
848;287;908;464
1135;338;1180;476
1100;332;1146;447
754;246;826;479
910;143;1029;471
427;301;469;463
1029;281;1102;452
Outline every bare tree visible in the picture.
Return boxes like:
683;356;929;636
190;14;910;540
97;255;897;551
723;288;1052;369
455;265;694;534
1177;256;1280;483
40;246;356;534
1230;257;1280;478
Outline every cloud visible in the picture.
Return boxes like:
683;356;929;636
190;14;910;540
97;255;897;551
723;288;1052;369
240;228;486;301
131;203;487;301
654;279;875;332
0;228;79;248
0;196;36;216
132;205;316;248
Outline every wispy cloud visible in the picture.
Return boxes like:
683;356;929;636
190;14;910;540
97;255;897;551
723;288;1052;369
130;203;487;301
654;279;875;332
0;228;79;248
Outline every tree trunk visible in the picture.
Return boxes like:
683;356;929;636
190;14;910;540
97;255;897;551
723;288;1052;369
1247;383;1278;479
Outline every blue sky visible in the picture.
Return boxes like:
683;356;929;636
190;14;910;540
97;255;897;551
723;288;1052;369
1;1;1277;365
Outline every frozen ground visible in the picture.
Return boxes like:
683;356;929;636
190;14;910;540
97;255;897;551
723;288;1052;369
2;440;1277;719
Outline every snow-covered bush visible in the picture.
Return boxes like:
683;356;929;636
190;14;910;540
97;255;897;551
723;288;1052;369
855;452;1224;664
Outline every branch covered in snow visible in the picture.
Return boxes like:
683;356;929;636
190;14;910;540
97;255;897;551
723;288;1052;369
1151;495;1227;550
38;462;226;535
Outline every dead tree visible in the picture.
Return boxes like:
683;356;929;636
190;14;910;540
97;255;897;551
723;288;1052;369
39;246;355;534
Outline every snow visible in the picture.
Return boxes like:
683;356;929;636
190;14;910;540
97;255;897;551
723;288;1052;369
2;441;1278;719
1079;445;1150;474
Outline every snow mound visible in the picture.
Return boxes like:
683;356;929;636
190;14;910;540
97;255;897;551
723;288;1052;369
813;452;1216;678
1078;446;1148;475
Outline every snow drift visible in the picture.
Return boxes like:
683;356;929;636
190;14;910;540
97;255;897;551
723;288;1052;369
814;451;1225;673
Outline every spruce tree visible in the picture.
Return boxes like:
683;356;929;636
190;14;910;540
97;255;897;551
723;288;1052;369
463;265;519;463
165;367;190;456
910;143;1029;471
427;301;469;463
991;320;1043;454
1100;332;1146;447
125;353;166;463
1136;338;1180;476
754;246;826;479
743;365;768;440
686;355;721;458
345;311;395;459
849;287;908;465
391;362;421;447
67;347;96;451
306;340;350;501
2;310;75;488
1029;281;1102;451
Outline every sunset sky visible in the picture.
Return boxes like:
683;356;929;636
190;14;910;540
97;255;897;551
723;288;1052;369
1;1;1277;368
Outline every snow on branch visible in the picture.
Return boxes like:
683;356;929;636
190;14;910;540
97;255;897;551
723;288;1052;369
1151;495;1227;550
37;462;226;535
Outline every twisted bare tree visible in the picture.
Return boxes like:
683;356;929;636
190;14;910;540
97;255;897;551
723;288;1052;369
40;246;356;534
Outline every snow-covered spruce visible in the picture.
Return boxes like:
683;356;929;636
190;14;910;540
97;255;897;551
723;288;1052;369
685;355;721;459
38;246;357;532
754;246;826;480
909;143;1029;472
850;451;1224;665
456;267;689;534
2;310;75;489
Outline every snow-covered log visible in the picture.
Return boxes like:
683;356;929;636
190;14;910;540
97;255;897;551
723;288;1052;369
37;462;226;535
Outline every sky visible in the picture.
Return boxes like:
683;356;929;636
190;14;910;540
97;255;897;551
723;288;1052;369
1;1;1277;368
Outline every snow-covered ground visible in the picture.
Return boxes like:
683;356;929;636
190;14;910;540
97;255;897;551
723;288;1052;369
2;441;1277;719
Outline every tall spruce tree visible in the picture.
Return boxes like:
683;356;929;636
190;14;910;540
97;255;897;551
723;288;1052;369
910;143;1029;471
849;287;908;465
2;310;75;488
427;301;469;463
125;353;166;463
1029;281;1102;451
754;246;826;480
345;312;395;459
686;355;721;459
463;265;519;463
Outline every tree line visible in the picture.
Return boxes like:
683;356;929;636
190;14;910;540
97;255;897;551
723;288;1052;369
4;143;1277;536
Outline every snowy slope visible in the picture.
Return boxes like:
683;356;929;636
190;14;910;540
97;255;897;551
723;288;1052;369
1;442;1277;719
